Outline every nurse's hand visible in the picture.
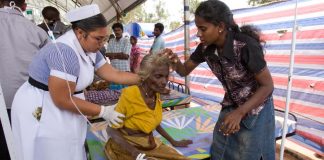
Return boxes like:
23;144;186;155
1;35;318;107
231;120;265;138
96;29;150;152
99;105;125;127
171;139;193;147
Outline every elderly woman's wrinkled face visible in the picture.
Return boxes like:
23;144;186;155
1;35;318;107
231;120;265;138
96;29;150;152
146;65;169;93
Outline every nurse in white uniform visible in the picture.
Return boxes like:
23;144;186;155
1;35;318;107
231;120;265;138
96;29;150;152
11;4;139;160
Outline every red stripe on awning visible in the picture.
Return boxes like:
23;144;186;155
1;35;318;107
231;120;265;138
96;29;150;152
296;130;324;146
265;54;324;65
274;99;324;118
262;29;324;41
235;3;324;24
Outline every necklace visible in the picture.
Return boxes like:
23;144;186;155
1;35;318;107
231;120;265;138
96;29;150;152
141;85;155;103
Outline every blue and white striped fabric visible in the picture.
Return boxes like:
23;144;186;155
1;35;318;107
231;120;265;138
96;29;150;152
29;43;105;85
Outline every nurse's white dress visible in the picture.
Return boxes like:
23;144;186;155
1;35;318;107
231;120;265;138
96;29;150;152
11;30;105;160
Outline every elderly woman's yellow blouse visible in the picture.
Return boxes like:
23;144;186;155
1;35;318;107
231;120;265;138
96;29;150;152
112;85;162;134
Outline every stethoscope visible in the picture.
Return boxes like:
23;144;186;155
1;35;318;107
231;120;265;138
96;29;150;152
2;2;156;159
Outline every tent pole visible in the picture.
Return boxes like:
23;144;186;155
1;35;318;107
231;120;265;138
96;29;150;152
183;0;190;94
279;0;298;159
0;83;17;160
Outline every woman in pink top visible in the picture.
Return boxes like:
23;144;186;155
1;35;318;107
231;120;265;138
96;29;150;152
130;36;141;73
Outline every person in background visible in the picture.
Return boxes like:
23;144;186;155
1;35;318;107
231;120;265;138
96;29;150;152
150;22;165;54
130;36;140;73
99;34;116;58
0;0;49;159
105;22;132;90
105;53;192;160
11;4;140;160
38;6;67;39
167;0;275;159
99;34;115;57
108;34;115;43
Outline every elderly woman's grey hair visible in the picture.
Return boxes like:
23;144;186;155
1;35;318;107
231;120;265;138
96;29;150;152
137;54;171;82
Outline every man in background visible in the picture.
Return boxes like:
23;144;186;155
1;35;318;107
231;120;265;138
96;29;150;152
0;0;49;159
38;6;67;39
106;22;131;90
150;22;165;54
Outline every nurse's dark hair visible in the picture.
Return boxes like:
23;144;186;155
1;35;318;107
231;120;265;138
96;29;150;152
71;13;108;32
195;0;263;44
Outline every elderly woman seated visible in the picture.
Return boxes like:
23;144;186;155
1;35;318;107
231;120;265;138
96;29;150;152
105;53;192;160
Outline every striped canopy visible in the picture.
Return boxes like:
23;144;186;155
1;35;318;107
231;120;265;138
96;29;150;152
25;0;146;24
137;0;324;124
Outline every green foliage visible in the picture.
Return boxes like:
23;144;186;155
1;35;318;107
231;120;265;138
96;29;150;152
120;0;208;32
169;21;182;31
155;0;169;21
121;0;168;24
121;5;145;24
189;0;201;14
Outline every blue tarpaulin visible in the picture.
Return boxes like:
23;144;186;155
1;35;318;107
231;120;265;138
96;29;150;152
124;22;155;38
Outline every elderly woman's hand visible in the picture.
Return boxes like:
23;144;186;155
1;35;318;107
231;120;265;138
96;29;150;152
170;139;193;147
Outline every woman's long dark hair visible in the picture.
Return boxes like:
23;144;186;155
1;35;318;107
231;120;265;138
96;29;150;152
195;0;264;44
71;13;108;32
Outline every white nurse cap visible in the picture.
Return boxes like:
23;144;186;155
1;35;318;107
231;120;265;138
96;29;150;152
66;4;101;23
